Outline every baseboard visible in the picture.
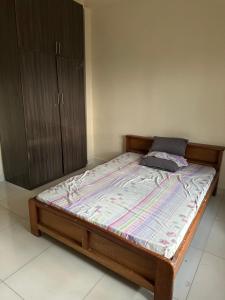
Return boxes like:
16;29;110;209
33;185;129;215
0;174;5;182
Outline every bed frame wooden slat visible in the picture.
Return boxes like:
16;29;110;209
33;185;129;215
29;135;224;300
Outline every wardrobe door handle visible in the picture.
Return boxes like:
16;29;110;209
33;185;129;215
55;41;58;55
61;92;64;104
56;93;60;105
58;42;61;55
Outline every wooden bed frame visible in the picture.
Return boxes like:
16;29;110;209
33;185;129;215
29;135;224;300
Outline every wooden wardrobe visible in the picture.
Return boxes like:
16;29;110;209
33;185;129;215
0;0;87;189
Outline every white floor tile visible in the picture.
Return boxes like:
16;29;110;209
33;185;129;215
6;245;104;300
187;252;225;300
0;283;22;299
174;246;202;300
216;197;225;221
191;194;221;250
205;219;225;259
85;270;178;300
0;206;24;232
0;183;32;219
0;222;51;280
84;271;153;300
0;182;27;200
206;193;222;219
87;245;201;300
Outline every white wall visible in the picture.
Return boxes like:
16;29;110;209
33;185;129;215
87;0;225;188
84;5;94;163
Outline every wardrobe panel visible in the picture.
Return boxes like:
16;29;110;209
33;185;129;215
0;0;29;187
59;0;84;59
0;0;86;189
15;0;61;54
57;57;87;174
20;52;63;188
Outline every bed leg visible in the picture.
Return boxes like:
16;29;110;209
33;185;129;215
154;261;174;300
212;180;218;196
29;198;41;237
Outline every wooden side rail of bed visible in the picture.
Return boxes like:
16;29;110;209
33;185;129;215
29;135;224;300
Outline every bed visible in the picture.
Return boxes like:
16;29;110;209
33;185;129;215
29;135;224;300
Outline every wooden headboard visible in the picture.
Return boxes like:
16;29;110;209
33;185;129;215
125;135;225;172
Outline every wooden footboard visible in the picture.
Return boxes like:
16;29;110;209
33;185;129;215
29;198;175;299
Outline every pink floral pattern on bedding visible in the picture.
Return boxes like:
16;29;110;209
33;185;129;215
37;152;215;259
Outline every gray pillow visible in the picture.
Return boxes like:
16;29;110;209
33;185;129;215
151;136;188;156
140;156;179;172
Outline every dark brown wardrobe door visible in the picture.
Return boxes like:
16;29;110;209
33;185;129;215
20;52;63;187
0;0;29;187
15;0;60;54
59;0;84;59
57;57;87;174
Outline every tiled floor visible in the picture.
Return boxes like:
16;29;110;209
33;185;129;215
0;176;224;300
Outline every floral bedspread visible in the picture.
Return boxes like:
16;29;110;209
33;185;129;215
37;152;215;258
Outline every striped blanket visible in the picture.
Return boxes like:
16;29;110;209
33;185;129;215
37;152;215;258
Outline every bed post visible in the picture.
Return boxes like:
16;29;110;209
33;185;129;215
154;260;174;300
213;150;224;196
212;179;219;196
29;198;41;236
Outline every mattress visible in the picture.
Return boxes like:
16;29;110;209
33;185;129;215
37;152;216;259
